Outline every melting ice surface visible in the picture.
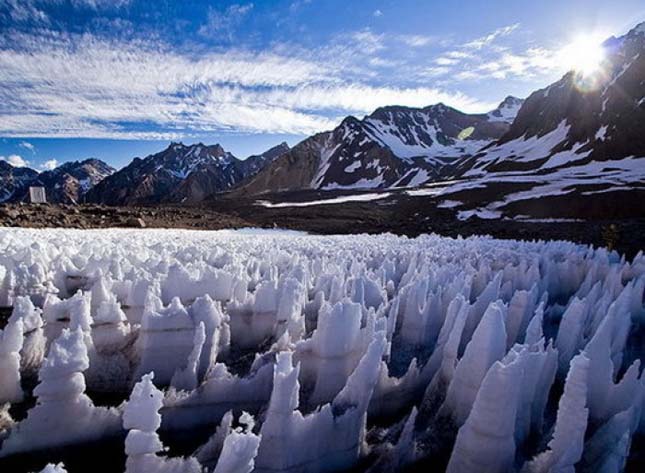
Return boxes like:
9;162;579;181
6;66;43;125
0;227;644;473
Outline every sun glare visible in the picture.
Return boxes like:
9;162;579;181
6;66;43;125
559;33;607;76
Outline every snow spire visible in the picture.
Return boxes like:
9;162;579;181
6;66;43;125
0;327;121;456
0;315;24;404
555;297;588;377
447;359;521;473
124;372;201;473
171;321;206;391
212;412;261;473
523;353;590;473
440;300;508;426
524;301;545;346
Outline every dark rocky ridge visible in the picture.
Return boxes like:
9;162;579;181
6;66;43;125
85;141;290;205
37;159;115;204
0;159;114;204
0;160;39;203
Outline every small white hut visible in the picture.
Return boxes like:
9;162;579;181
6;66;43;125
28;186;47;204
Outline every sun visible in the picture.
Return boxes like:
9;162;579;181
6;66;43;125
558;33;607;76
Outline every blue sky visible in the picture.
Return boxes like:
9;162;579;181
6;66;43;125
1;0;644;170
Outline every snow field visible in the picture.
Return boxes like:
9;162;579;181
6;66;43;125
0;227;643;473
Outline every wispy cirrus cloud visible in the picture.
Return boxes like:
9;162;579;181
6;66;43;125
198;3;254;41
399;35;435;47
1;0;49;23
1;0;131;24
463;23;520;49
0;26;498;139
404;23;571;84
71;0;132;9
19;141;35;151
0;17;574;141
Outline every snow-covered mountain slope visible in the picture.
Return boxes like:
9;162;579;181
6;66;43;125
423;22;645;221
238;102;515;195
0;228;643;472
486;96;524;123
0;159;113;204
85;142;289;205
459;22;645;178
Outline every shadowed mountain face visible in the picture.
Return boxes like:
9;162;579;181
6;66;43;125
37;159;115;204
0;161;39;203
236;101;516;195
457;22;645;177
0;159;114;204
85;142;290;205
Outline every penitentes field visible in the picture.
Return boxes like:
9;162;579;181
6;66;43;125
0;227;644;473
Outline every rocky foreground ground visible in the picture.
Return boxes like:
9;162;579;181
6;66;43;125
1;194;644;259
0;203;250;230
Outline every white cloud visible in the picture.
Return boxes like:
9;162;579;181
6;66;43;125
445;50;472;60
39;159;58;170
351;29;385;53
0;154;29;167
2;0;49;23
435;57;459;66
234;84;496;115
289;0;311;12
70;0;132;9
19;141;35;151
0;30;501;138
400;35;434;48
464;23;520;49
411;24;570;84
198;3;254;41
373;9;383;17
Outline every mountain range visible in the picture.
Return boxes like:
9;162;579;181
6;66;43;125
0;159;115;204
84;141;289;205
238;100;516;194
2;21;644;216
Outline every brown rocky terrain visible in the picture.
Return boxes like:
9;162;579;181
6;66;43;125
2;191;643;259
0;203;251;230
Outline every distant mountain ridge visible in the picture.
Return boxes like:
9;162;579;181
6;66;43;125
237;98;520;195
0;158;114;204
84;141;290;205
0;160;39;203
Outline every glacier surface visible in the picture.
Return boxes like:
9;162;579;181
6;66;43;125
0;227;643;472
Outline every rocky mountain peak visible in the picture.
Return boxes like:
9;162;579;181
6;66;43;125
487;96;525;124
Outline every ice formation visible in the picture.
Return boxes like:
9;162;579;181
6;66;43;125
38;464;68;473
446;359;521;473
439;300;508;426
124;372;202;473
0;327;121;456
0;315;24;404
10;296;46;374
522;353;591;473
255;333;386;473
0;228;643;473
196;411;261;473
